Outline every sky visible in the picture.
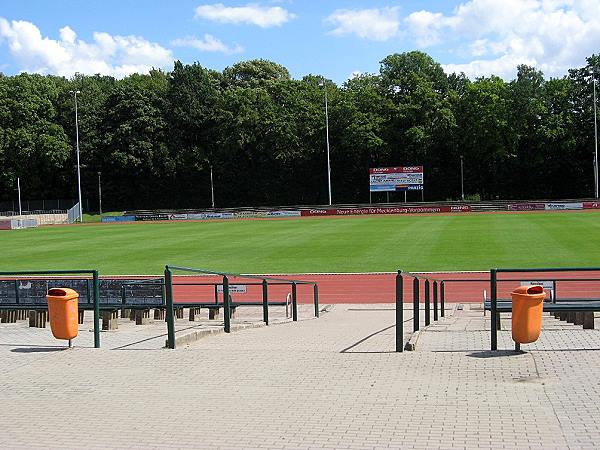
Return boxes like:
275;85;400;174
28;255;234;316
0;0;599;84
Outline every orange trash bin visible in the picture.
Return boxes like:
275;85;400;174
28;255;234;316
511;285;546;344
47;288;79;344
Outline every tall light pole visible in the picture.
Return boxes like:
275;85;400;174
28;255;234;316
592;69;599;199
210;164;215;208
17;177;22;215
98;171;102;215
460;155;465;201
70;90;83;222
319;80;332;205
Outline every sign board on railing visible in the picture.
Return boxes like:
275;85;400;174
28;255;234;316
217;285;247;294
520;281;555;289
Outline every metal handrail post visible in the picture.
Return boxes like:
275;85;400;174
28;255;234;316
440;281;445;317
413;277;420;332
433;281;438;321
313;284;319;318
164;267;176;349
292;282;298;321
93;270;101;348
491;269;498;351
424;280;431;326
223;276;231;333
262;279;269;325
395;270;403;352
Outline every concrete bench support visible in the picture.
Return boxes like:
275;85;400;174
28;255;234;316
102;310;119;330
1;310;18;323
582;312;595;329
28;310;47;328
208;308;220;320
135;309;150;325
189;307;202;321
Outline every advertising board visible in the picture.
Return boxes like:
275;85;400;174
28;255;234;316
369;166;424;192
300;205;471;217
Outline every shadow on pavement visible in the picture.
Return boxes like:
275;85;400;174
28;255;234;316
467;350;527;358
10;346;70;353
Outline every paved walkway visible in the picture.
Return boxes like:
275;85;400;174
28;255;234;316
0;304;599;449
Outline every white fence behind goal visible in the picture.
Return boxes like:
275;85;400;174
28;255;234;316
67;203;81;224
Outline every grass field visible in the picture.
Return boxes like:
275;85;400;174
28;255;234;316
2;211;600;274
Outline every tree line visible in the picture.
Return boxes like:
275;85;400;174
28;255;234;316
1;51;599;211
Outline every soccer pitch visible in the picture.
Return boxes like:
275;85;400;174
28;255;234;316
2;211;600;274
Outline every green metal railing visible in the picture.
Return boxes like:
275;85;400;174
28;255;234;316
163;266;320;349
0;270;101;348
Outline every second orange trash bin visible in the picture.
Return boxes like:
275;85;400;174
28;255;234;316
511;285;546;344
47;288;79;344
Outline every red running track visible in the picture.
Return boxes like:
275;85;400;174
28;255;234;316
171;271;600;304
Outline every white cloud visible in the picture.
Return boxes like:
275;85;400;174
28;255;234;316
325;8;400;41
404;0;600;79
172;34;243;54
0;17;173;78
195;3;295;27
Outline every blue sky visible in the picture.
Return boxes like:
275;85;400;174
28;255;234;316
1;0;599;83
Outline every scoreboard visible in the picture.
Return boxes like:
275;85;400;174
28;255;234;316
369;166;424;192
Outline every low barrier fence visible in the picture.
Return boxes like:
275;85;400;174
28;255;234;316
163;266;320;349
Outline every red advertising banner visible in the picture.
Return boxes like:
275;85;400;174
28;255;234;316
583;202;600;209
300;205;471;217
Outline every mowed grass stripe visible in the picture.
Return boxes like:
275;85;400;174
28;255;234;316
2;212;600;274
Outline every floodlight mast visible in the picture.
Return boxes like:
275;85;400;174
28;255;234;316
592;69;599;199
70;90;83;222
319;80;332;205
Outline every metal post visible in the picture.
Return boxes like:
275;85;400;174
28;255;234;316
98;171;102;215
210;164;215;208
491;269;498;351
164;267;176;349
460;155;465;201
413;277;420;332
320;80;332;205
395;270;403;352
433;281;438;321
424;280;431;326
262;279;269;325
292;282;298;322
440;281;445;317
223;276;231;333
593;71;599;198
92;270;100;348
313;284;319;318
17;177;22;215
71;90;83;223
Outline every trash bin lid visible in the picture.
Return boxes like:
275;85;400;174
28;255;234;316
512;285;545;295
47;288;79;297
